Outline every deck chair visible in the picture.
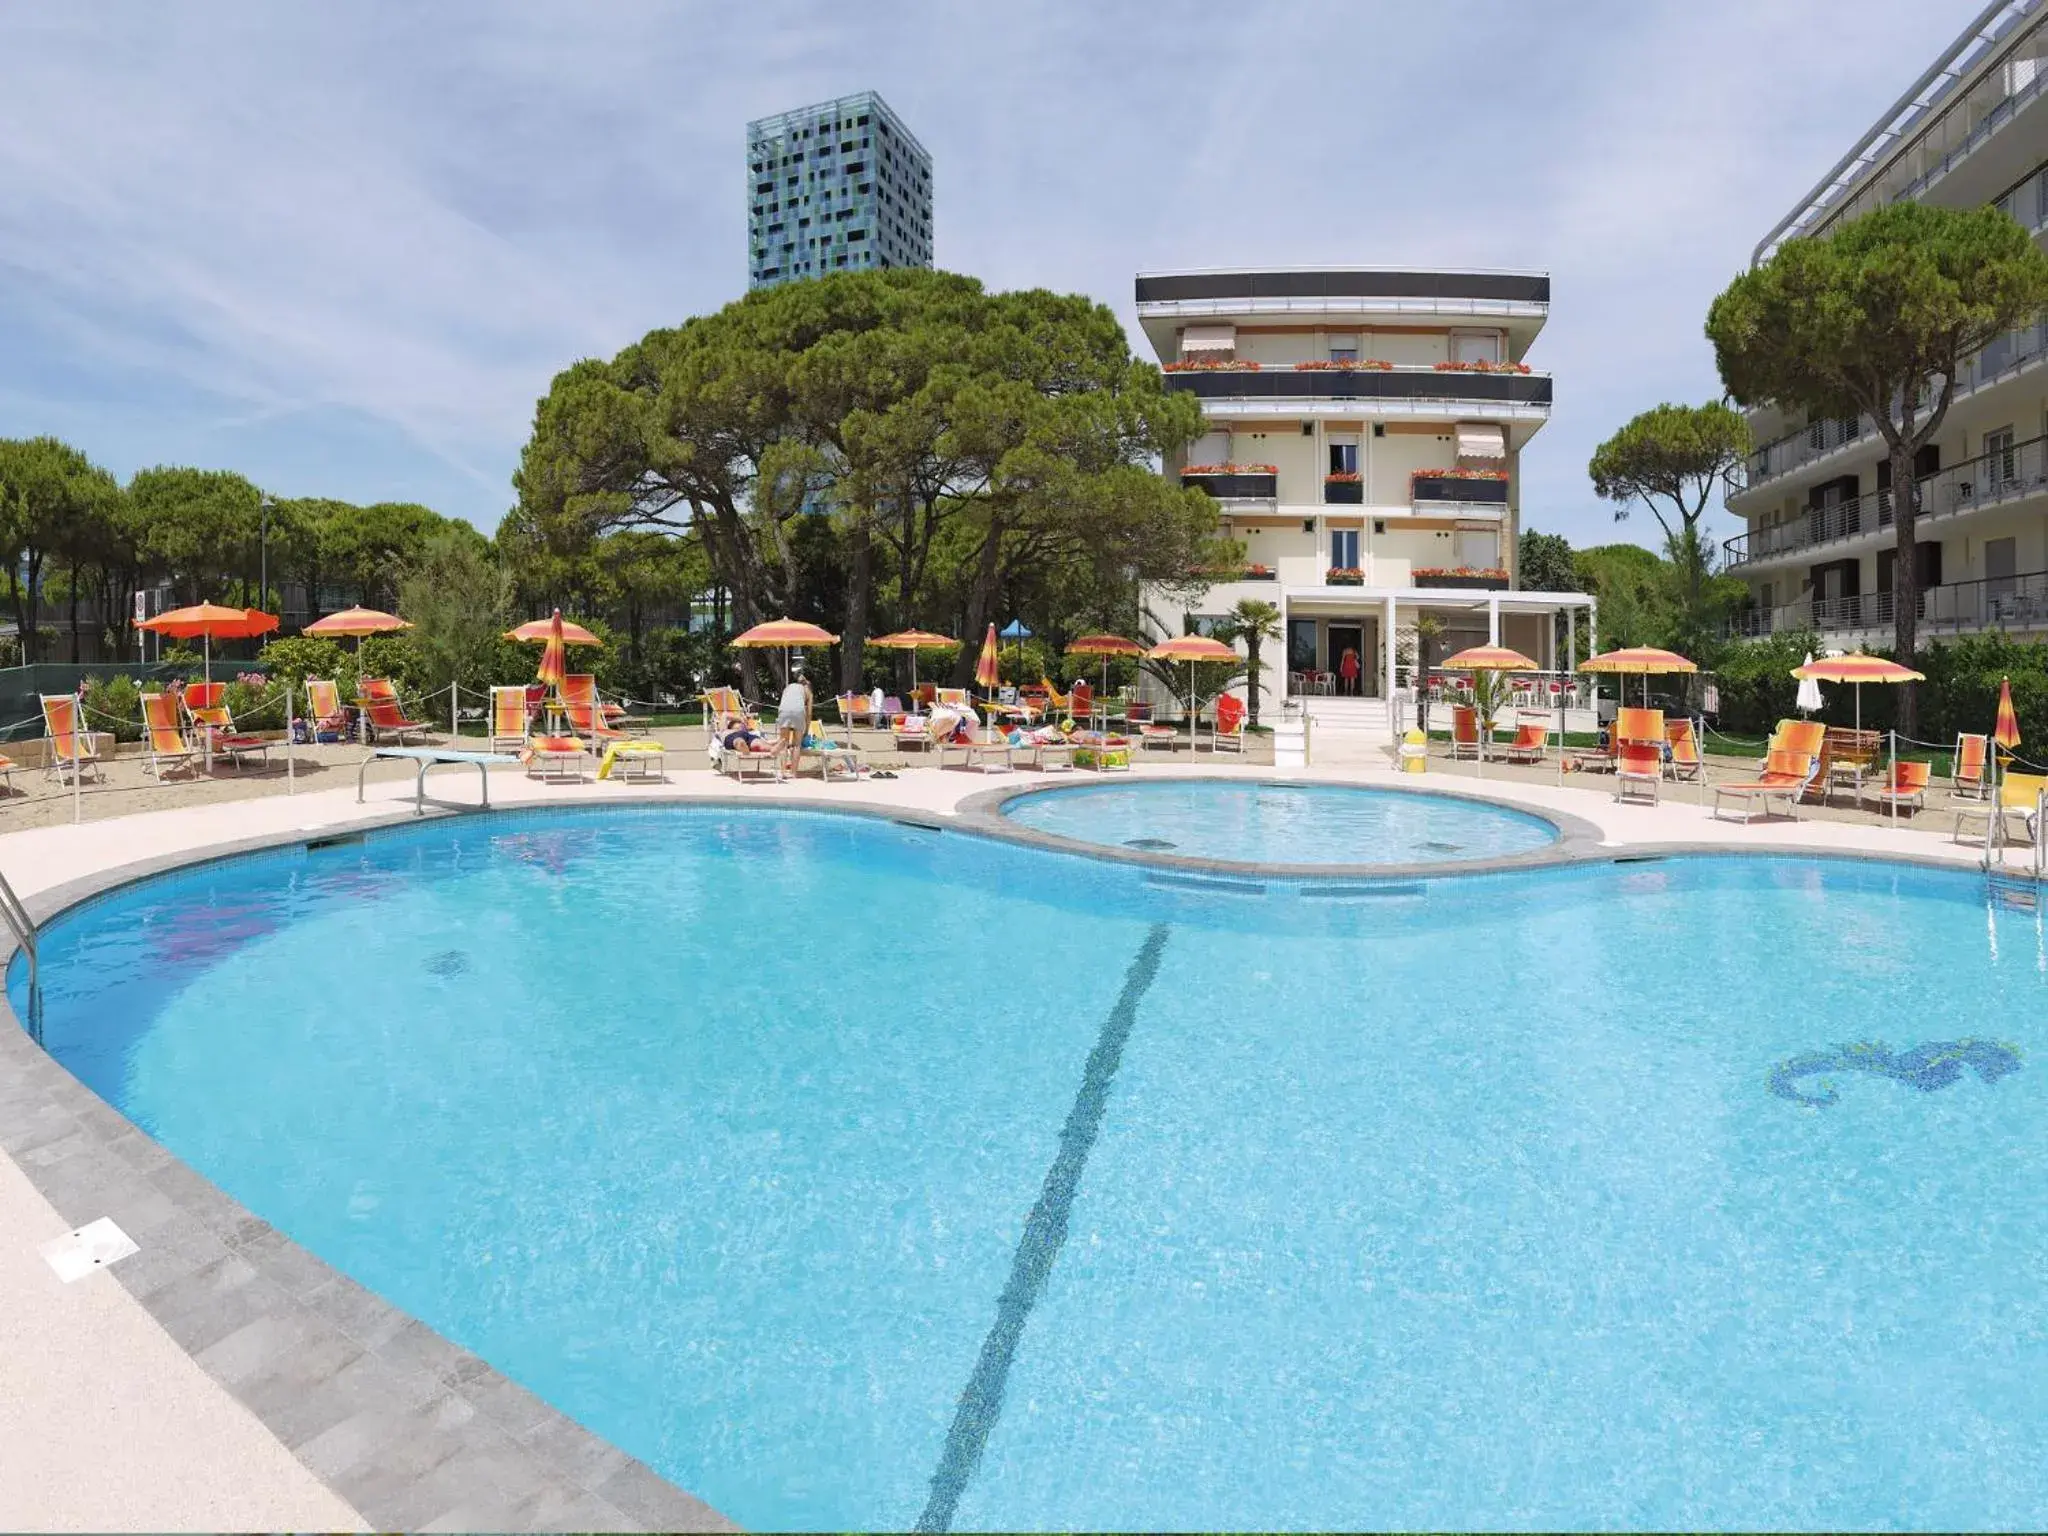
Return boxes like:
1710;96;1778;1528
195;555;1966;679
1863;759;1931;815
563;673;632;731
180;683;270;770
1040;677;1071;714
1955;770;2048;846
353;679;428;744
891;713;932;752
524;734;588;782
1614;739;1662;804
1450;704;1483;761
1952;733;1991;800
303;679;350;742
1664;717;1703;782
1070;681;1095;721
834;692;873;732
1713;747;1819;823
804;720;865;782
1209;693;1247;754
139;692;197;779
489;686;531;754
1614;707;1665;748
40;694;103;784
561;698;627;750
1502;719;1548;765
938;719;1015;773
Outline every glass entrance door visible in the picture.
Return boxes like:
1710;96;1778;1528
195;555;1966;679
1328;623;1365;696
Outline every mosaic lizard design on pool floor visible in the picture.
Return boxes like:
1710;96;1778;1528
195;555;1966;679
1768;1038;2022;1107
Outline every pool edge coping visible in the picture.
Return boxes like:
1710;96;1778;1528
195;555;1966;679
0;781;2024;1531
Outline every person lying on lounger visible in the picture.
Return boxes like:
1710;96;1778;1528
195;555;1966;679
722;724;765;751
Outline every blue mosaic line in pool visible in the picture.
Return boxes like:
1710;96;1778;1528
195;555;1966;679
13;807;2048;1529
1000;780;1558;866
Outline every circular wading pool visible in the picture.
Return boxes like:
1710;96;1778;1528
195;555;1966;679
998;779;1560;867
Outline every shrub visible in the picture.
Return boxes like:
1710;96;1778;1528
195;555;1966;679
258;636;353;699
80;674;143;742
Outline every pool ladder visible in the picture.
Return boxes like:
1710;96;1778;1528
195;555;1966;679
0;865;40;1042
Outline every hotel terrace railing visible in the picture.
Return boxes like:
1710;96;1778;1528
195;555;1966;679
1726;567;2048;637
1724;430;2048;567
1735;321;2048;495
1162;364;1552;409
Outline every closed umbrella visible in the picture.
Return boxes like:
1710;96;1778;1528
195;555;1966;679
1148;633;1239;752
974;623;1002;702
1795;653;1825;717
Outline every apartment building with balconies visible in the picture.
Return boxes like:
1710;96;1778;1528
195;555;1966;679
1726;0;2048;644
1135;266;1591;710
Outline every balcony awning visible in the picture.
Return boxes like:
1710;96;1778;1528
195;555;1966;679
1456;423;1506;459
1180;324;1236;355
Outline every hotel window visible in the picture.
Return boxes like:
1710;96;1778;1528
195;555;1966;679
1328;438;1359;475
1987;427;2017;487
1330;528;1360;568
1328;335;1360;363
1449;330;1501;365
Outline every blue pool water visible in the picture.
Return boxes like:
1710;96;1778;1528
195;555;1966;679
13;806;2048;1530
1000;780;1558;865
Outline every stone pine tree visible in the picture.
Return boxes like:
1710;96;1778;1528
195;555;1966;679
1707;201;2048;731
1587;402;1746;621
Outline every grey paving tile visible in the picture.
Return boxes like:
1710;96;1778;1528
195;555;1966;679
458;1363;559;1440
15;1127;92;1167
101;1126;176;1175
146;1159;252;1237
233;1224;338;1298
303;1273;413;1351
515;1402;632;1492
68;1095;137;1143
142;1253;290;1356
505;1481;644;1533
325;1396;488;1521
273;1346;444;1452
0;1102;78;1155
371;1432;553;1534
109;1216;231;1303
595;1458;739;1533
373;1314;480;1386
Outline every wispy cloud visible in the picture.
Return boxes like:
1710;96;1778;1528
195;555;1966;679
0;0;1987;540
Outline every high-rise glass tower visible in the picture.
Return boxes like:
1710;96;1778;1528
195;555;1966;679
747;91;932;289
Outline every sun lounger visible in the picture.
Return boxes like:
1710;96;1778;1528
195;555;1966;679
562;698;627;749
1954;770;2048;846
1451;704;1482;761
563;673;631;732
1614;707;1665;750
180;683;270;770
804;721;865;781
1664;717;1703;781
304;679;350;742
1140;723;1179;753
891;714;932;752
939;724;1015;773
1863;759;1931;815
489;686;531;755
524;733;588;782
1503;719;1548;765
1712;747;1819;823
712;728;783;782
1615;739;1662;804
41;694;103;785
1208;693;1247;754
140;692;198;780
1952;732;1990;800
597;740;666;782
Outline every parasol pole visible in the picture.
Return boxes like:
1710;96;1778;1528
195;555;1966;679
286;681;296;792
71;691;82;825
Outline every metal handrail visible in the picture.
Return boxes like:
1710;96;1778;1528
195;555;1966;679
0;864;39;1040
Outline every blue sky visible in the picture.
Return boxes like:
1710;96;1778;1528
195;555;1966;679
0;1;1974;553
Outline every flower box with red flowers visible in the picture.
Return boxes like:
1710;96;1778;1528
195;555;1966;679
1181;463;1279;499
1326;566;1366;586
1163;358;1261;372
1414;565;1510;590
1431;359;1532;374
1412;468;1510;504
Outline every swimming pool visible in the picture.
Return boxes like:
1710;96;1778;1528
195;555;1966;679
999;779;1559;866
13;806;2047;1529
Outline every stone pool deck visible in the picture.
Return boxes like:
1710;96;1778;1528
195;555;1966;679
0;754;2016;1531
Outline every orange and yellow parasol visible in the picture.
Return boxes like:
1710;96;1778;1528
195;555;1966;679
1440;644;1540;673
1581;645;1697;708
1790;653;1923;735
1067;632;1144;703
1148;633;1240;750
732;617;837;687
870;629;955;693
505;613;602;646
1996;676;2022;752
535;609;569;695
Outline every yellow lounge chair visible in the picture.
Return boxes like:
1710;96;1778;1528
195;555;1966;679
1713;747;1819;823
140;692;198;780
488;686;531;754
1952;732;1990;800
304;678;350;741
1954;770;2048;846
41;694;104;785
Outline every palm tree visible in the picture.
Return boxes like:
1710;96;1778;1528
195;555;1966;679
1221;598;1283;727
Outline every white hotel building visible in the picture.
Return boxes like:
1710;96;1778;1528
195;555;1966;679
1135;267;1592;717
1727;0;2048;643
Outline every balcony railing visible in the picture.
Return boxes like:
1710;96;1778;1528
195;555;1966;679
1725;431;2048;567
1323;477;1363;505
1180;468;1278;500
1164;366;1551;408
1737;322;2048;494
1412;475;1509;505
1727;567;2048;638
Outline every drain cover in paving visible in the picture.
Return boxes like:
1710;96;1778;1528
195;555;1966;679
41;1217;138;1282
